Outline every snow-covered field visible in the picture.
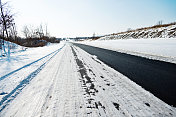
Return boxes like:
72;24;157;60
0;42;176;116
78;38;176;64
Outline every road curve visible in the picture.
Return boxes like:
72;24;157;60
73;43;176;106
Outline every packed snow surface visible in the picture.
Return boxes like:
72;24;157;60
78;38;176;64
0;42;175;116
0;42;65;102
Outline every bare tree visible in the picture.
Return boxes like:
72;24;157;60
0;0;16;57
44;23;50;37
35;24;44;38
22;25;30;38
22;24;48;39
0;0;8;56
157;20;163;25
45;23;48;36
9;23;17;39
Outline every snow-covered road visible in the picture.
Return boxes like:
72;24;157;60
0;43;176;117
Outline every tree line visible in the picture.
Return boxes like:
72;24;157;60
21;24;60;47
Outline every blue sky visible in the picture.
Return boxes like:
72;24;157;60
3;0;176;37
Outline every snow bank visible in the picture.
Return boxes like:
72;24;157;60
0;39;25;57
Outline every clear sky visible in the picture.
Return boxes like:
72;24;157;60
3;0;176;37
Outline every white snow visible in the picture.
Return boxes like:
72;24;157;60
78;38;176;64
0;42;65;101
0;43;175;116
0;42;65;76
0;39;25;57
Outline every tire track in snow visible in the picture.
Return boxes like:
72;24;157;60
0;47;61;81
39;48;67;117
72;46;126;116
72;46;124;116
0;45;65;112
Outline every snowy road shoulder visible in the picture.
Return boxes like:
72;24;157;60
0;43;175;117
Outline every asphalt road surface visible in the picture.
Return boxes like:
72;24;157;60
73;43;176;107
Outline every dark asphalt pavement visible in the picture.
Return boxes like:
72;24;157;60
73;43;176;107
